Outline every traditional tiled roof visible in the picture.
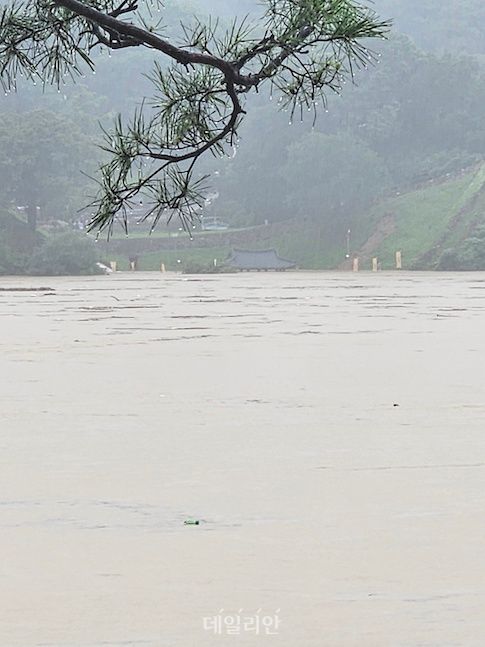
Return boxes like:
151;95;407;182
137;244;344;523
227;248;296;270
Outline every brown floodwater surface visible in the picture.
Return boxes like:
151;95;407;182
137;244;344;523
1;271;485;646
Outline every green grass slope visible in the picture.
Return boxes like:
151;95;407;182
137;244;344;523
349;164;485;270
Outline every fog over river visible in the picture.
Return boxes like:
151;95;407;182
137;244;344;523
1;271;485;646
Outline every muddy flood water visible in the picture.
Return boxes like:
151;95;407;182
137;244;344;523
2;271;485;646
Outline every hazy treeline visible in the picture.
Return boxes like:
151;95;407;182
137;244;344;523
376;0;485;55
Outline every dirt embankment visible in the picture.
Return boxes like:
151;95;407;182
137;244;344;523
339;214;396;270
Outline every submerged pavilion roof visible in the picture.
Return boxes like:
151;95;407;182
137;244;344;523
227;248;296;271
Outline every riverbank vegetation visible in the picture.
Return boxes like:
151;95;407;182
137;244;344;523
0;211;101;275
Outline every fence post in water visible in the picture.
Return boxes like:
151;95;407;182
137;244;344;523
160;262;166;273
110;261;117;272
352;257;359;272
396;251;402;270
372;257;378;272
214;258;217;267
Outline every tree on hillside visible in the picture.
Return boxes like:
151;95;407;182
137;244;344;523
0;110;96;230
0;0;388;234
285;132;389;224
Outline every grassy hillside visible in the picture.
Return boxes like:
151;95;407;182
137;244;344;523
350;164;485;269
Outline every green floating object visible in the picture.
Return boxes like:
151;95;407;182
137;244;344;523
184;519;200;526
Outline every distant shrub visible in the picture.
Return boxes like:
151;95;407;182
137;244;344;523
28;231;102;276
0;240;29;275
437;229;485;270
0;209;37;274
436;249;462;270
